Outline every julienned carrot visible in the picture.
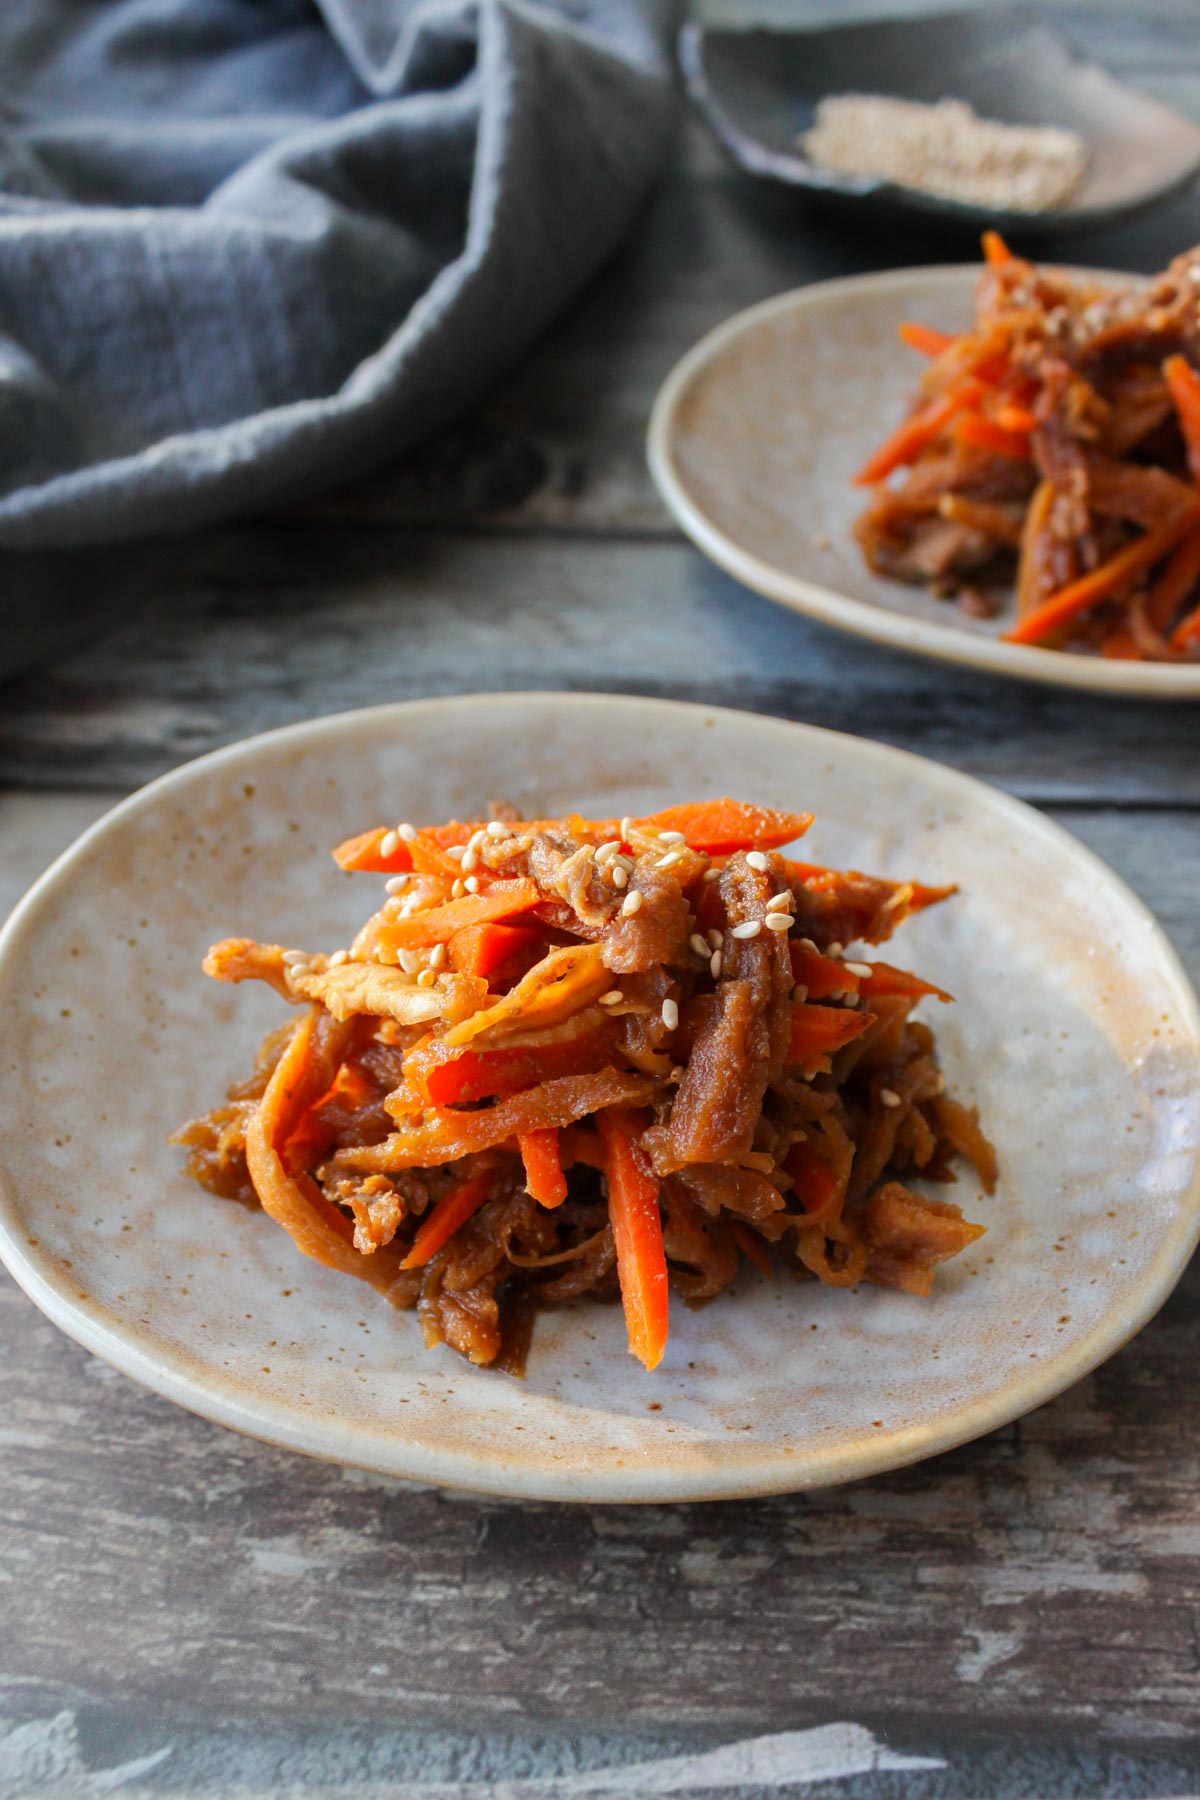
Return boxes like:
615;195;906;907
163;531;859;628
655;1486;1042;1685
857;961;953;1004
406;1017;615;1106
1100;627;1143;660
955;413;1032;461
374;881;540;953
1164;355;1200;482
1171;599;1200;651
638;799;813;854
995;402;1037;434
784;1139;841;1214
444;943;610;1048
789;941;854;999
853;380;983;486
787;1002;873;1066
898;321;956;358
447;921;541;984
332;821;481;874
732;1222;771;1277
598;1109;669;1372
982;229;1017;268
1005;505;1200;647
1148;518;1200;632
400;1169;496;1269
518;1129;569;1208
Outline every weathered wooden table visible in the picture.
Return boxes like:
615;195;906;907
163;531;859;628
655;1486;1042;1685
3;11;1200;1794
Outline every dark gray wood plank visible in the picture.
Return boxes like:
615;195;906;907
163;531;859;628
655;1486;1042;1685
1;527;1194;805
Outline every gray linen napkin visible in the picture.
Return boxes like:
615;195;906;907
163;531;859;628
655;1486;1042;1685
0;0;675;548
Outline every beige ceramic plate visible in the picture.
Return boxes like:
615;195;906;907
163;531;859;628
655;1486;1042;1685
1;694;1198;1502
648;265;1200;697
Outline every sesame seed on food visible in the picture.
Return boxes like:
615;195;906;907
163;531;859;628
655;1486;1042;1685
385;874;410;895
764;914;791;932
429;943;446;970
379;830;400;858
656;849;685;870
417;967;437;988
282;949;307;966
710;950;723;977
845;961;873;979
746;851;770;872
600;989;624;1006
611;865;629;889
620;890;643;917
398;823;417;842
447;844;466;861
689;933;710;958
486;821;511;839
879;1088;902;1108
661;998;679;1031
329;949;349;967
289;961;311;979
464;875;480;894
659;830;686;845
730;919;761;939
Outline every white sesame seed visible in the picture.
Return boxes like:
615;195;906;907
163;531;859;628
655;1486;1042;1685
595;840;622;863
600;989;624;1006
462;847;480;873
656;849;685;870
620;890;642;917
398;949;421;975
620;817;634;840
288;961;311;979
329;949;349;967
282;949;307;966
710;950;723;978
661;998;679;1031
707;928;724;949
797;937;819;955
659;830;686;845
417;967;437;988
746;851;770;872
429;942;447;971
379;830;400;858
730;919;761;940
451;878;465;898
668;1065;685;1083
464;875;480;894
385;874;410;895
767;891;793;911
880;1087;902;1108
764;913;791;932
611;864;628;889
486;821;511;839
792;984;808;1003
398;823;417;842
689;933;710;958
845;961;874;979
446;844;466;861
468;829;487;852
826;941;843;958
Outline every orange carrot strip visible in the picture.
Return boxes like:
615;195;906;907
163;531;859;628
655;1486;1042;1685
982;229;1017;267
1170;598;1200;652
857;961;953;1004
955;413;1032;461
639;799;814;854
853;380;983;486
732;1221;771;1277
787;1002;874;1065
1164;354;1200;483
400;1170;496;1270
789;941;854;999
898;321;956;357
373;880;539;952
598;1108;669;1372
519;1129;569;1208
1100;627;1144;660
407;1017;615;1106
1148;518;1200;632
332;821;481;874
785;1139;841;1215
447;921;541;984
1004;506;1200;647
995;402;1037;434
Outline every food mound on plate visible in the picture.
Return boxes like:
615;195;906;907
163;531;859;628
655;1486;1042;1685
853;231;1200;661
173;799;996;1372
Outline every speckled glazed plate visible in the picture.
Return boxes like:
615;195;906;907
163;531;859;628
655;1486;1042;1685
1;693;1198;1503
648;265;1200;697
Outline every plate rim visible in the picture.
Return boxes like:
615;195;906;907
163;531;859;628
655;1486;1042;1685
2;689;1199;1502
647;265;1200;699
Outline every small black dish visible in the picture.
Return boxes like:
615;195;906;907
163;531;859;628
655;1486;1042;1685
681;7;1200;236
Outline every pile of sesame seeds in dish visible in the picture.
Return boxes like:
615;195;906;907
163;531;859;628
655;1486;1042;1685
173;798;996;1373
803;94;1087;214
854;232;1200;659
